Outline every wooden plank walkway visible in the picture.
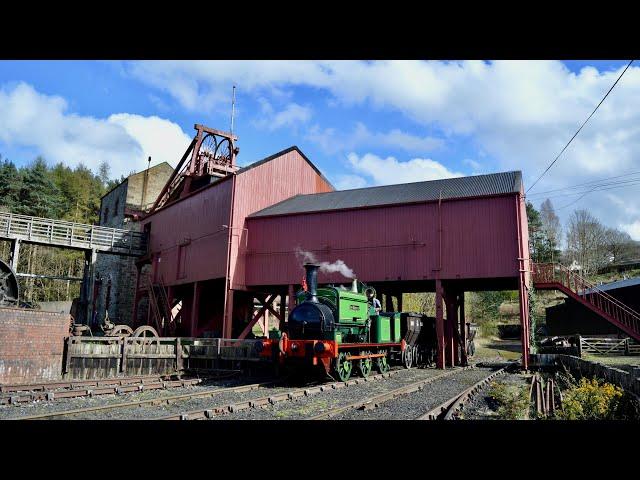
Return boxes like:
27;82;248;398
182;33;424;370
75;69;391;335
0;212;147;256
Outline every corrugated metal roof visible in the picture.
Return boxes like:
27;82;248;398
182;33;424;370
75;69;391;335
585;276;640;294
250;171;522;218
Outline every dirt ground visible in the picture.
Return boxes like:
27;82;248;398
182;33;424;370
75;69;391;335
473;335;522;362
581;354;640;374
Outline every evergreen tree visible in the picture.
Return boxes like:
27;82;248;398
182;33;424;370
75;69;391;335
526;202;554;263
14;157;62;218
0;157;22;212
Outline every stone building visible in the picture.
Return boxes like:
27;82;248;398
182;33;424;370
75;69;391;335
94;162;173;326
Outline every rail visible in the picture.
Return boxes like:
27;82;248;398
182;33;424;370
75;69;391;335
0;212;147;256
532;262;640;341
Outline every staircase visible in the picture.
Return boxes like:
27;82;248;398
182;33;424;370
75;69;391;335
532;263;640;341
147;275;176;335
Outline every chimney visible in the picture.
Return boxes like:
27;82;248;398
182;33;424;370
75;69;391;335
351;278;358;293
304;263;320;303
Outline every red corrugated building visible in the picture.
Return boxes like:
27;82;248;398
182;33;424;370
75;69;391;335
135;125;531;369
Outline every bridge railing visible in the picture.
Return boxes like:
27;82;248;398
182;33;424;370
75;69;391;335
532;262;640;336
0;212;147;255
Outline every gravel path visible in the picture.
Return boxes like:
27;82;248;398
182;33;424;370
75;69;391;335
333;367;496;420
0;375;259;420
461;372;531;420
210;367;478;420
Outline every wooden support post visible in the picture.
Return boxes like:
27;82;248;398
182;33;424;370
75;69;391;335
287;284;295;324
459;293;468;366
279;292;286;330
82;249;97;327
397;293;403;312
385;293;394;312
444;290;456;367
190;281;200;337
9;239;20;272
223;289;235;339
435;279;445;369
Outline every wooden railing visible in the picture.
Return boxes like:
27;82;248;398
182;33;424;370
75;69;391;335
532;262;640;340
0;212;147;256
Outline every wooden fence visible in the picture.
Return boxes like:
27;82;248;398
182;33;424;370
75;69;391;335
579;336;640;356
64;336;266;380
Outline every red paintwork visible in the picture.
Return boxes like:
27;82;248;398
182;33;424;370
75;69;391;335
244;194;522;286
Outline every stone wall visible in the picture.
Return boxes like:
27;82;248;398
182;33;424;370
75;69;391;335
530;354;640;397
0;307;70;384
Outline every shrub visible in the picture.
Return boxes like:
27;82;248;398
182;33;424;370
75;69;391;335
488;381;530;420
557;378;623;420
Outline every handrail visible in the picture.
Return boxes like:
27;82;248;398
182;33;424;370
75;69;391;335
532;262;640;334
0;211;147;255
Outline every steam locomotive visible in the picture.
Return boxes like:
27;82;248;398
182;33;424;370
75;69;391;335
258;263;446;381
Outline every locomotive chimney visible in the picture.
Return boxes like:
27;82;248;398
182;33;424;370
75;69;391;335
351;278;358;293
304;263;320;303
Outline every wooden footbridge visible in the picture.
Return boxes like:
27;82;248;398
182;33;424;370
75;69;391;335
0;212;148;323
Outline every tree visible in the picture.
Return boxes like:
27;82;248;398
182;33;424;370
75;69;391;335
565;209;608;274
540;199;562;259
526;202;554;263
98;161;110;187
0;157;22;212
14;157;62;218
603;228;634;263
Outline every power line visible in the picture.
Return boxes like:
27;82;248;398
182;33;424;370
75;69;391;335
528;175;640;200
526;60;635;194
555;180;640;210
526;169;640;197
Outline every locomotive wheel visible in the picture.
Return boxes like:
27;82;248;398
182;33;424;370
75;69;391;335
375;354;390;373
334;352;353;382
357;351;372;378
403;346;413;369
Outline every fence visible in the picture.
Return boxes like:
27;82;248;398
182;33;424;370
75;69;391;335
64;336;266;380
0;212;147;256
579;336;640;356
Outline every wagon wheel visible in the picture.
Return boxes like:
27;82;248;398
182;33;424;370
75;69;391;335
375;353;390;373
403;346;413;369
333;352;353;382
131;325;160;346
109;325;134;337
357;351;372;378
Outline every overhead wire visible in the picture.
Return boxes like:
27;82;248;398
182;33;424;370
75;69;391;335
526;59;634;194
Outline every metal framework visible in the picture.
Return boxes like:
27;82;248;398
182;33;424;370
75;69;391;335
150;124;239;213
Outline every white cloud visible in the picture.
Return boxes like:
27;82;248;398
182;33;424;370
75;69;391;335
621;220;640;240
0;82;190;178
463;158;482;171
253;101;312;131
334;174;367;190
306;122;443;155
114;60;640;232
346;152;463;186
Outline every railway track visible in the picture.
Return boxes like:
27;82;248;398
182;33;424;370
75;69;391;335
9;377;269;420
0;375;209;405
306;367;472;419
160;369;408;420
417;367;507;420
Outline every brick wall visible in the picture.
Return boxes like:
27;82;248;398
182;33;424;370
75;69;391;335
0;307;70;384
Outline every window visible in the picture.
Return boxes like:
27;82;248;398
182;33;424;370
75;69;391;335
104;207;109;223
114;199;120;218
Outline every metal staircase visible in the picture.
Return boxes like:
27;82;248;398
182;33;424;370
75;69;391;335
532;262;640;341
147;275;180;335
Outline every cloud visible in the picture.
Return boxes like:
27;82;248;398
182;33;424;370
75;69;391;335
253;101;312;131
621;220;640;240
333;174;368;190
346;152;463;186
0;82;190;178
92;60;640;234
305;122;444;155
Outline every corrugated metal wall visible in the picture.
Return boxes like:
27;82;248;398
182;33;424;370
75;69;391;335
141;177;233;285
229;149;333;289
244;195;522;286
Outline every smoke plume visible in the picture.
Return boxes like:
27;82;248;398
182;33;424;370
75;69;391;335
294;247;356;279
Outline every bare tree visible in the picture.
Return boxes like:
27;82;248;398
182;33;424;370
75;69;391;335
565;209;608;275
603;228;634;263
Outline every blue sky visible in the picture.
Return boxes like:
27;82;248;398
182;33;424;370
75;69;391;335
0;60;638;240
